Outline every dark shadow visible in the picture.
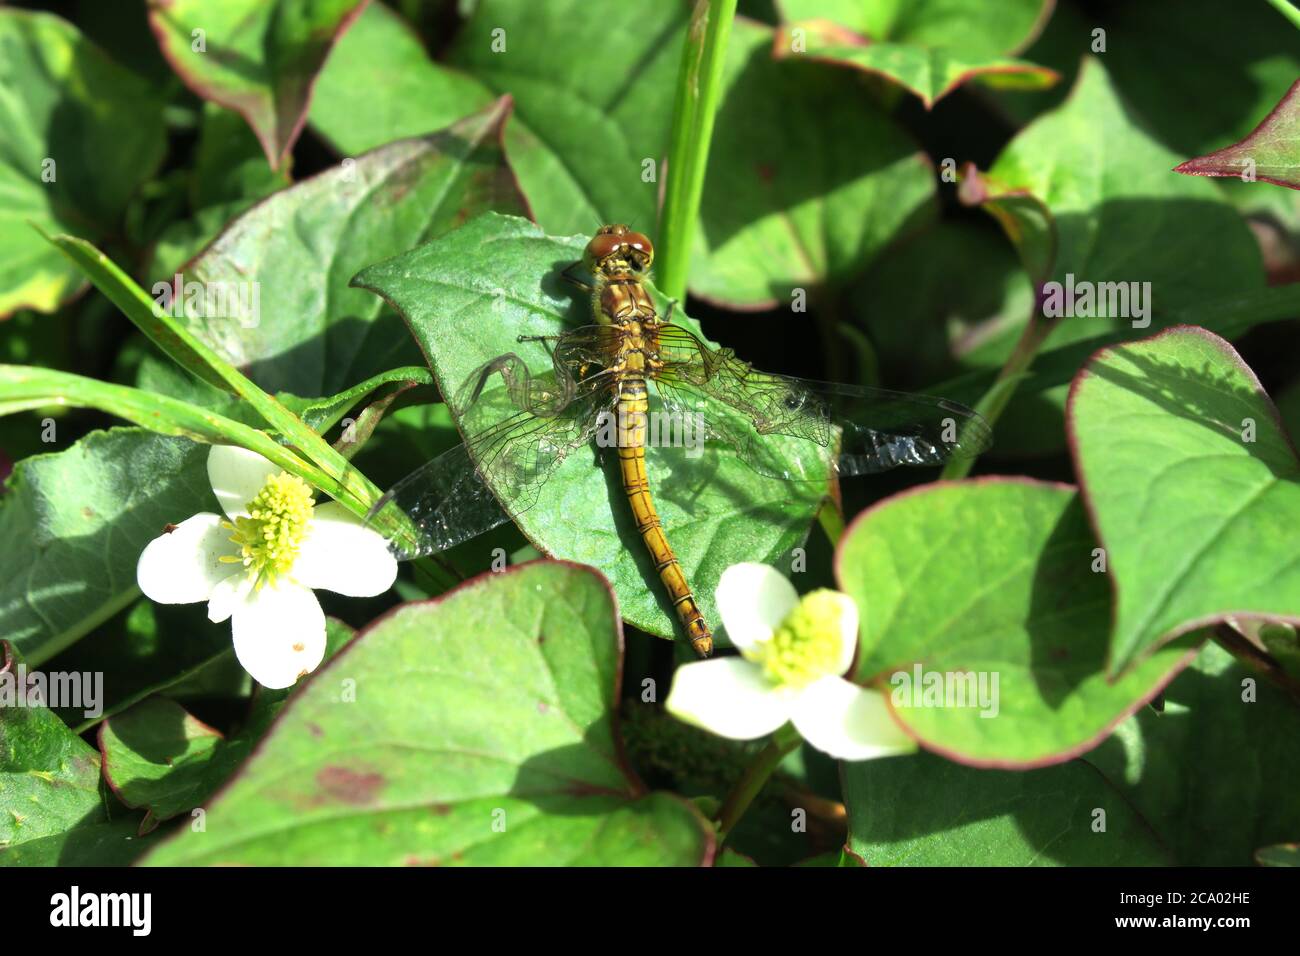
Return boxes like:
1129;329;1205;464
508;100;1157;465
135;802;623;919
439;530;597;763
1024;496;1112;707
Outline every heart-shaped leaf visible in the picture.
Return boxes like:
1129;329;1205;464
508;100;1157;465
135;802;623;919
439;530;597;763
142;561;714;865
442;0;688;240
774;0;1058;108
836;478;1198;766
352;213;825;644
1175;77;1300;190
309;2;495;156
778;0;1053;61
691;18;936;307
844;751;1170;865
1068;325;1300;674
146;0;368;168
966;56;1264;304
0;10;165;315
176;97;527;398
99;620;355;833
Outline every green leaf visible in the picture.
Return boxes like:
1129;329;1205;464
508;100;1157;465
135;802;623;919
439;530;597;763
309;1;495;155
1257;844;1300;866
844;752;1170;865
1175;77;1300;190
177;98;526;399
444;0;688;238
1083;643;1300;866
0;642;111;855
98;619;355;832
145;0;367;168
968;56;1264;304
313;0;687;239
191;102;291;210
774;4;1058;108
1068;325;1300;674
1103;0;1300;159
778;0;1053;61
98;698;223;833
353;213;825;644
690;18;937;306
0;818;156;866
836;479;1198;766
142;562;714;865
0;10;165;315
0;430;211;664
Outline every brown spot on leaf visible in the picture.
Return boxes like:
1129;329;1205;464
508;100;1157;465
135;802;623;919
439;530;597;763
316;766;385;805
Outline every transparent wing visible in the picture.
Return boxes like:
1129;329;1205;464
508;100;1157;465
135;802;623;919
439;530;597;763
654;325;992;482
367;336;615;560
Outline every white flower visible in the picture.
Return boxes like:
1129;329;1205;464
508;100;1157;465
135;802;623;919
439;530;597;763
136;445;397;689
665;563;916;762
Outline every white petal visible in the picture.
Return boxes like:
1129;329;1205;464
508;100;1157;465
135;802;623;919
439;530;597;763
665;657;792;740
207;444;281;519
229;581;326;689
207;573;251;624
824;591;860;676
136;513;239;605
790;677;916;762
715;562;799;654
294;501;398;597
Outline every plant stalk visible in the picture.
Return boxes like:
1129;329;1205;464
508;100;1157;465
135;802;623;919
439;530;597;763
715;722;802;841
657;0;738;301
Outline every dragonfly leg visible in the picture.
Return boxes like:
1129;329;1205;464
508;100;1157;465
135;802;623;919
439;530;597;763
662;298;678;323
561;261;595;293
517;333;559;363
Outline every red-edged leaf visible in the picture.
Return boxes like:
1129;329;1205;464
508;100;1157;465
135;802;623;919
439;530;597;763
1174;77;1300;190
147;0;370;168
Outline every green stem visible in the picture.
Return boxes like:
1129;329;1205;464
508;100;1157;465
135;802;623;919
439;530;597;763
715;723;802;841
73;647;236;735
818;499;845;548
1265;0;1300;30
940;312;1058;480
657;0;738;301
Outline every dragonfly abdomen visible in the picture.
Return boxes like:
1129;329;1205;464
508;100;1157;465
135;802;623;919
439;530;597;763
615;374;713;657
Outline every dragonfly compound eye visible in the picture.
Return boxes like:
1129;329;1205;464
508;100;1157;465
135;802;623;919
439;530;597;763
624;232;654;269
586;232;624;262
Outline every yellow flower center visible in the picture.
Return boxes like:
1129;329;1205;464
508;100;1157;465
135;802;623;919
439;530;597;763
756;590;847;688
221;472;314;587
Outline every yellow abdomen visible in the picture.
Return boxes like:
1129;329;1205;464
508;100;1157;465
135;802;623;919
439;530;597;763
615;376;713;656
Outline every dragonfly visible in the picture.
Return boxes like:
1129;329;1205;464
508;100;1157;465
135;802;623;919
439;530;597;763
366;224;992;657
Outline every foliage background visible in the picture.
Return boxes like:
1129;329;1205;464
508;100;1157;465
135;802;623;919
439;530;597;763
1;0;1299;866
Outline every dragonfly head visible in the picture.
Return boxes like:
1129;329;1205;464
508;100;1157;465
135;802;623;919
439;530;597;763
585;223;654;277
